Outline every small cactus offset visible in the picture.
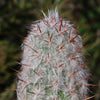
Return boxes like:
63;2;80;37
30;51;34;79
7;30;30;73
17;9;90;100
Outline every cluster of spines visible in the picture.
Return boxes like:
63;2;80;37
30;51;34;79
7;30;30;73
9;9;97;100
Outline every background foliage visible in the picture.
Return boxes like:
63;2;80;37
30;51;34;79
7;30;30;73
0;0;100;100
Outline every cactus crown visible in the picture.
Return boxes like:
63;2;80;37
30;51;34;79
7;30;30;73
17;9;90;100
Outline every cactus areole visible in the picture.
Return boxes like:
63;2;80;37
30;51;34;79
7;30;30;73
17;9;90;100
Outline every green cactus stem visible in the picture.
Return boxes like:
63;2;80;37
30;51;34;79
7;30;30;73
17;9;90;100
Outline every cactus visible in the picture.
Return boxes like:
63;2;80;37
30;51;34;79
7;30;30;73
17;9;90;100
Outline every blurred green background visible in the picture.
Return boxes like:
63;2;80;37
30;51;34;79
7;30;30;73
0;0;100;100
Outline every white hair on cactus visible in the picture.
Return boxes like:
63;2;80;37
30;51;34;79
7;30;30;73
17;9;90;100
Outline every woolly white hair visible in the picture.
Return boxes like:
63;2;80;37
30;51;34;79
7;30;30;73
17;9;90;100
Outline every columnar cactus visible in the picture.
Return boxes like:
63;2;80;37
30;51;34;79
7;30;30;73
17;9;90;100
